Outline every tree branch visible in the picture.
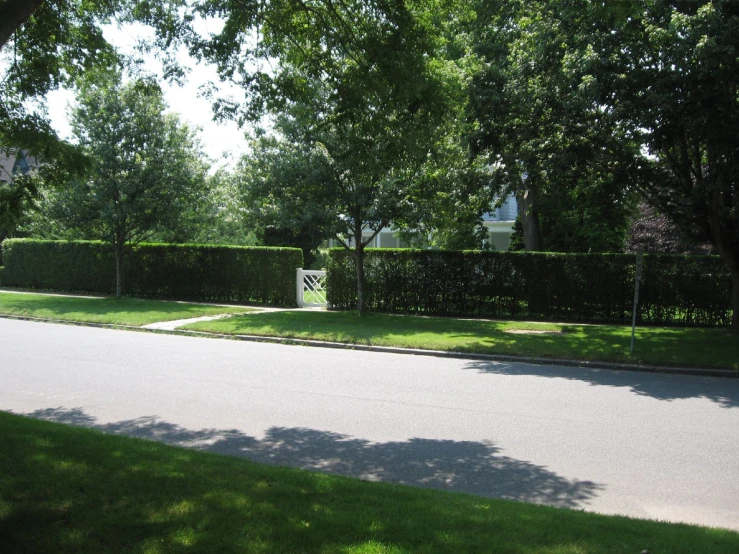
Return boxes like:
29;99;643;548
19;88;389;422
0;0;45;51
361;219;388;247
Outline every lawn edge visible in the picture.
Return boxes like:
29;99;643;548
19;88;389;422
3;312;737;379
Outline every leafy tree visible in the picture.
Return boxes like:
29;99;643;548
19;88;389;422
0;0;191;243
590;1;739;327
48;76;207;296
202;0;463;313
151;169;258;247
470;0;739;326
0;174;40;243
468;0;639;253
0;0;186;151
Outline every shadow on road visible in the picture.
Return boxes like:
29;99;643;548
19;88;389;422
23;406;602;509
464;360;739;408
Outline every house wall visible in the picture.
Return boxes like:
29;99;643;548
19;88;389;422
486;228;513;251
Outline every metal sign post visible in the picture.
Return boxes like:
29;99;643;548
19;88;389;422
630;250;643;355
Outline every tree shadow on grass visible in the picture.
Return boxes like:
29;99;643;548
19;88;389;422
463;359;739;409
5;409;737;554
24;406;601;510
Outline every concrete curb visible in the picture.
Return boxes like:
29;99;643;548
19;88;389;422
2;313;737;379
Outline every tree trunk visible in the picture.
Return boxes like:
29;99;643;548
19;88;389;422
517;189;542;251
0;0;45;51
115;247;124;297
355;245;366;315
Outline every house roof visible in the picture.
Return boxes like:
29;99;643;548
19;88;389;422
0;149;39;185
482;194;518;222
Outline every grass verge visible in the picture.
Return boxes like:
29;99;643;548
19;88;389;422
185;311;739;370
0;291;253;326
1;411;737;553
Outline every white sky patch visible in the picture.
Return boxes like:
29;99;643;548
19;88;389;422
45;21;252;170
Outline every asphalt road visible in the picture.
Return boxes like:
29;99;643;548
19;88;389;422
2;318;738;530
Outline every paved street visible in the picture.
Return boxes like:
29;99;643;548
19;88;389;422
1;317;738;530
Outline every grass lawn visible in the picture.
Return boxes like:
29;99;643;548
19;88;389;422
185;311;739;370
0;291;254;326
1;411;737;553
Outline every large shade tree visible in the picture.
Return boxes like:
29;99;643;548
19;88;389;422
592;0;739;327
194;0;465;313
469;0;738;326
0;0;188;242
0;0;185;153
468;0;639;253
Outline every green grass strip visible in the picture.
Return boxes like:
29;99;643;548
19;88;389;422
0;291;253;326
185;311;739;370
0;411;737;553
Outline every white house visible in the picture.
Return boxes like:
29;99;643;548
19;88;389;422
333;194;518;250
482;194;518;251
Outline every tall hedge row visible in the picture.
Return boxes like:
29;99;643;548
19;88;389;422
1;239;303;306
327;249;732;326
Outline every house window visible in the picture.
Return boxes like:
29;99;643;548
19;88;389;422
379;234;399;248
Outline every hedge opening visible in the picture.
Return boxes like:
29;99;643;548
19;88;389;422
326;249;732;327
1;239;303;307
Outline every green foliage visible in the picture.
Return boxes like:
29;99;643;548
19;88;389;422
468;0;739;324
468;0;639;253
0;1;117;158
1;239;303;306
326;249;732;327
150;169;258;247
0;0;185;166
508;216;525;251
198;0;469;312
0;265;4;285
260;225;325;269
0;175;40;243
47;75;209;295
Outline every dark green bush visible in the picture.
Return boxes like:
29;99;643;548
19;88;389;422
1;239;303;306
0;265;4;285
327;249;732;326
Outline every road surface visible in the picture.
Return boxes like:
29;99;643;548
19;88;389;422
1;318;738;530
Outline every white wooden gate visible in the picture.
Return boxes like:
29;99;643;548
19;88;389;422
296;268;328;308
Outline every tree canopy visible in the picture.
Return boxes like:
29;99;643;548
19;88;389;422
468;0;739;325
47;75;207;296
215;0;467;312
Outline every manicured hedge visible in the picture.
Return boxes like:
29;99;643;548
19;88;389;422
1;239;303;306
327;249;732;326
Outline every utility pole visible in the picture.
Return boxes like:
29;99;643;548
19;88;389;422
630;249;643;355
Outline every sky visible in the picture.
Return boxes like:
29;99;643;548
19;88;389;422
45;22;252;169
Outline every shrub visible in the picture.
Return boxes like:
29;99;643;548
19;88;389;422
1;239;303;306
326;249;731;326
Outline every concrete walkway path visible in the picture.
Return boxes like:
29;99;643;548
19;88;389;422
141;314;234;331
